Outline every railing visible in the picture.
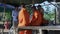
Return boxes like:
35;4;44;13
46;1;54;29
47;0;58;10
17;26;60;34
17;26;60;30
0;26;60;34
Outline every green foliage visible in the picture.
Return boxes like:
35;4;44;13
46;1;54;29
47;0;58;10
26;6;33;15
5;12;12;20
5;8;12;21
44;11;55;21
0;7;4;12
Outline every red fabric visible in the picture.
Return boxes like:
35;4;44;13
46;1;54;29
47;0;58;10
31;10;43;26
19;30;32;34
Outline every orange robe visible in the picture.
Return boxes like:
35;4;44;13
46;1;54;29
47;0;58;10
18;8;32;34
30;10;43;26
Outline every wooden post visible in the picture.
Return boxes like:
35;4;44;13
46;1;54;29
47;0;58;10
39;29;42;34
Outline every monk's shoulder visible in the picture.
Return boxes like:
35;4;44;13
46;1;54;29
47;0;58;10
23;8;28;13
19;8;25;13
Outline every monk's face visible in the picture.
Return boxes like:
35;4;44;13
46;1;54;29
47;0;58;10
21;5;25;8
37;5;41;10
21;5;23;7
37;6;41;10
32;6;36;11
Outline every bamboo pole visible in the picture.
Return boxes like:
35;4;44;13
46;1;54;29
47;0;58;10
2;0;6;34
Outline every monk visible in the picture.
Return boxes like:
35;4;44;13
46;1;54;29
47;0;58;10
18;3;32;34
30;6;43;26
37;5;48;34
37;5;48;26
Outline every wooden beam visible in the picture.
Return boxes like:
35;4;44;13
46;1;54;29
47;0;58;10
17;26;60;30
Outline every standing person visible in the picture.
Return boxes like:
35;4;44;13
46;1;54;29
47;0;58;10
37;5;48;34
18;3;32;34
37;5;48;26
37;5;44;26
30;6;44;34
12;6;18;28
4;20;9;29
30;6;43;26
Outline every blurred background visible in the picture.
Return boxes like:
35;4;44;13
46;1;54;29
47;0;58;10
0;0;60;34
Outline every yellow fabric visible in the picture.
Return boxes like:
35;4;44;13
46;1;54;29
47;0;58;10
18;8;32;34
